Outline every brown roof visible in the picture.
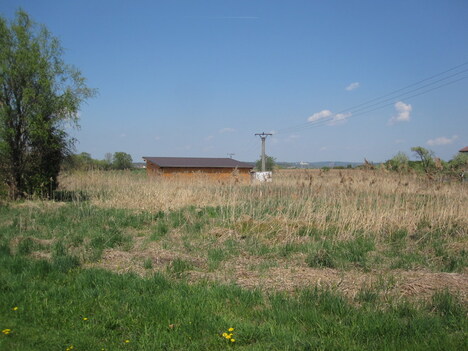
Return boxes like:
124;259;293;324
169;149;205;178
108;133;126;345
459;146;468;152
143;157;253;169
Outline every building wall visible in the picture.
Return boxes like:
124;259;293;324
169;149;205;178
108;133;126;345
145;162;251;182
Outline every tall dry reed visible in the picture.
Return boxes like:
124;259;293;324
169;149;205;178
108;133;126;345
59;169;467;237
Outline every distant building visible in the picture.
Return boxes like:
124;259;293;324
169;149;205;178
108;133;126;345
142;157;253;182
459;146;468;153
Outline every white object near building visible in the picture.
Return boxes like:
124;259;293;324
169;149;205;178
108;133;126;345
252;171;273;182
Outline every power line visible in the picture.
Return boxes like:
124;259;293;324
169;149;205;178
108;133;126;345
293;75;468;132
275;60;468;135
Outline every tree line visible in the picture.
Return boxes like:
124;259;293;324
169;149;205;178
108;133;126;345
62;152;134;171
383;146;467;179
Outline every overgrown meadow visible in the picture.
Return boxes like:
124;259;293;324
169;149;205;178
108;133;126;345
1;169;467;350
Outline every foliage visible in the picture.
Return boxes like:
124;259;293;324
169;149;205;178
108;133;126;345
386;151;409;172
411;146;435;173
62;152;111;171
449;152;468;171
255;155;276;171
112;152;133;170
0;10;95;198
385;147;467;180
62;152;134;171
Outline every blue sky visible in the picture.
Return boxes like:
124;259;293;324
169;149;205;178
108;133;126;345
1;0;467;162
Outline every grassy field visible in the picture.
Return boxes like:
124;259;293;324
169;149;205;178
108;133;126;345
1;169;467;350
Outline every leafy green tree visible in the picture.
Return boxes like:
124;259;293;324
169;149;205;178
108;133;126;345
255;155;276;172
0;10;94;198
104;152;113;167
411;146;435;173
449;152;468;170
112;152;133;170
387;151;409;172
62;152;110;171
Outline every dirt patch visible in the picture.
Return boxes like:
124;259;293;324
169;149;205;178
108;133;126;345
85;249;146;275
190;265;468;303
90;241;468;304
86;241;206;276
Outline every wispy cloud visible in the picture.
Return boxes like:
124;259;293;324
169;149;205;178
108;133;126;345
204;135;214;142
219;127;236;133
345;82;360;91
307;109;352;126
427;135;458;146
389;101;412;124
394;139;405;144
329;112;352;126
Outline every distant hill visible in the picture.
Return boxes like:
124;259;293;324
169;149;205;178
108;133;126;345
277;161;363;169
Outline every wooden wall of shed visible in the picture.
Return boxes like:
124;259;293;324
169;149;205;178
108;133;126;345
145;162;251;183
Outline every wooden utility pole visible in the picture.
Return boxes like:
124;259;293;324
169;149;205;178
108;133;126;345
255;132;273;171
227;153;235;159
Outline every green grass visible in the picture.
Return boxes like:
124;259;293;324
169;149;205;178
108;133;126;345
0;201;467;350
305;236;375;269
0;251;467;351
0;203;153;262
1;202;466;274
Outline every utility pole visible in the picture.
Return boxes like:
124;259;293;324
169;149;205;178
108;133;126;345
255;132;273;172
227;153;235;159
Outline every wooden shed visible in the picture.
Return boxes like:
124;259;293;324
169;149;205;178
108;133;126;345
142;157;253;182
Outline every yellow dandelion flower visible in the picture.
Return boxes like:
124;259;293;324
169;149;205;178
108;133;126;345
231;338;236;342
124;339;130;343
228;327;234;332
12;307;18;311
2;329;12;335
225;334;231;339
83;317;88;321
222;332;228;337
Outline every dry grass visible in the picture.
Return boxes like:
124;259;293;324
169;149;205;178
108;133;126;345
59;169;467;236
55;169;468;302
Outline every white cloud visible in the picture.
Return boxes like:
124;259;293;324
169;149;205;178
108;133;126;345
219;127;236;133
204;135;214;142
307;110;352;126
427;135;458;146
329;112;352;126
308;110;333;122
389;101;412;124
345;82;360;91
